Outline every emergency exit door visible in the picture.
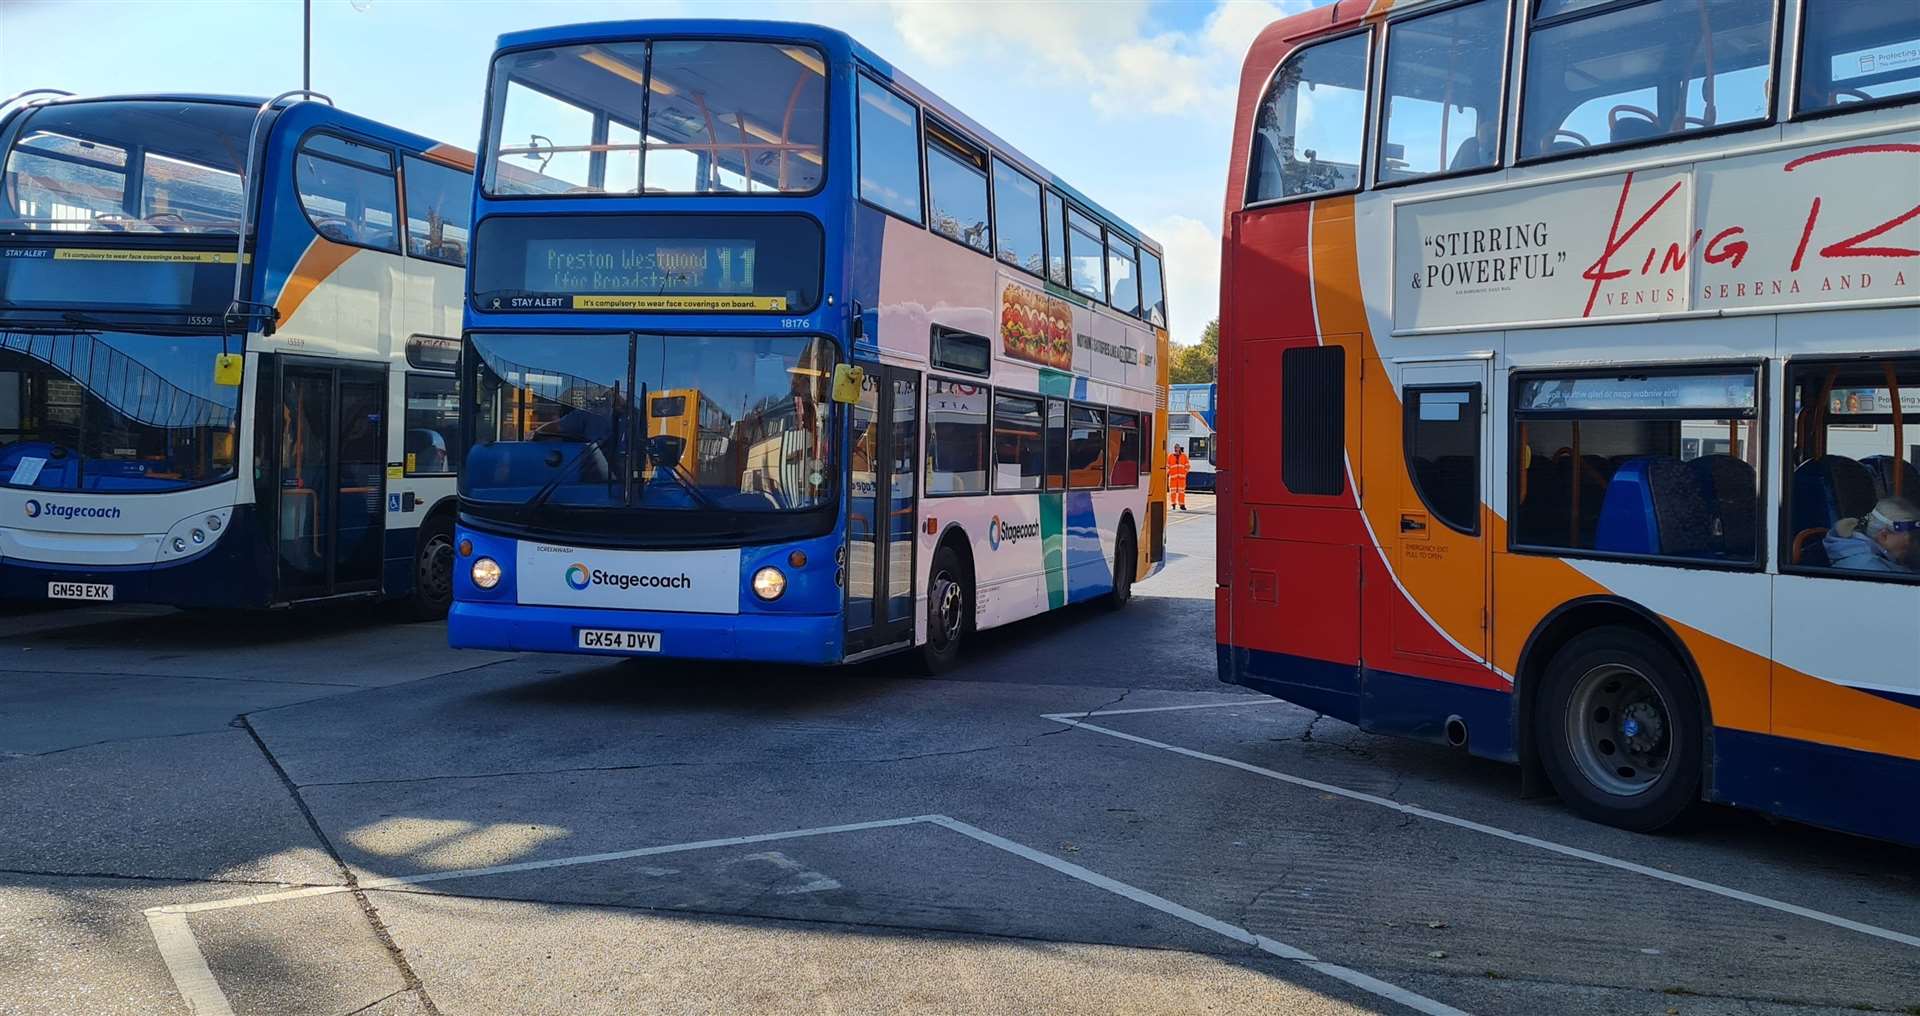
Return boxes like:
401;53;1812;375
274;359;387;601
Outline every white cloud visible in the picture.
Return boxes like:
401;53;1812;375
884;0;1310;118
1146;214;1221;346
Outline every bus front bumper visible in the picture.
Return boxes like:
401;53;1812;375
0;508;271;609
448;600;844;665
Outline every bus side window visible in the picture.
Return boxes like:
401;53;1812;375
1795;1;1920;115
1404;387;1480;534
1785;357;1920;577
1068;405;1107;489
1044;191;1069;289
1520;0;1773;159
991;158;1044;278
1378;0;1507;183
404;373;460;475
1139;251;1167;329
402;156;472;266
1247;30;1370;203
296;134;400;253
857;75;923;223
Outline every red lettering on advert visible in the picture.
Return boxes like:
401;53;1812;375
1582;172;1686;317
1785;144;1920;262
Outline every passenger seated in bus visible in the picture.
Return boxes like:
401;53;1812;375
1822;498;1920;573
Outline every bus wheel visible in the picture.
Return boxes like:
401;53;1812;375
920;545;968;674
1535;627;1702;833
409;521;455;621
1105;529;1135;609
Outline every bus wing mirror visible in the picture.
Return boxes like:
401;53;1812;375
832;364;866;404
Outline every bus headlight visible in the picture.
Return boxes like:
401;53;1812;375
751;566;786;601
471;557;502;590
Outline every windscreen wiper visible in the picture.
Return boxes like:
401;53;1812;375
520;437;608;516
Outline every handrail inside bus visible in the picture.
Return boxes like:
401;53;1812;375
227;89;334;333
1884;364;1904;498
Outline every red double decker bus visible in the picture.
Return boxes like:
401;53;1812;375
1216;0;1919;845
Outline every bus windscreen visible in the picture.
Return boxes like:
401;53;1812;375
0;100;251;235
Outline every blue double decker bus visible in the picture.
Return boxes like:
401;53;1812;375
0;90;472;614
452;20;1171;669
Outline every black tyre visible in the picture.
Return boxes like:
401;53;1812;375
920;544;969;675
1106;527;1135;610
1535;626;1702;833
408;521;456;621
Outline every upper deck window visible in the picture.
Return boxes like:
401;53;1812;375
1247;30;1370;204
402;155;472;265
0;100;248;234
1379;0;1509;184
1107;234;1140;316
992;158;1043;277
484;40;826;197
1140;250;1166;328
295;133;400;253
857;75;922;222
1520;0;1774;161
1044;190;1068;287
925;123;991;253
1066;206;1105;302
1797;2;1920;115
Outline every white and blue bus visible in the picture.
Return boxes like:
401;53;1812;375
450;20;1171;669
1166;381;1216;492
0;91;472;615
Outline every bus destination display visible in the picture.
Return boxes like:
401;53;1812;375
515;239;785;311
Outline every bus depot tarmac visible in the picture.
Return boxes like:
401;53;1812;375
2;494;1916;1016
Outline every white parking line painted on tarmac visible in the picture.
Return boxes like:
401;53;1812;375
1042;714;1920;951
926;816;1472;1016
146;813;1467;1016
143;910;235;1016
1050;699;1290;719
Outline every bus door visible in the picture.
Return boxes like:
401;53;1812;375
272;358;389;601
844;365;920;656
1387;358;1492;677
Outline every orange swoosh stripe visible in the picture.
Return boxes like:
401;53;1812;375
275;237;359;326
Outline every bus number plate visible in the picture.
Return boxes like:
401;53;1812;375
577;628;661;653
48;582;113;601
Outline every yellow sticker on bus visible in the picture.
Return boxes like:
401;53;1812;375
52;249;249;264
573;294;788;311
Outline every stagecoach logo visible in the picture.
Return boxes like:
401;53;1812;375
22;499;120;521
987;515;1039;551
563;561;694;591
565;562;592;590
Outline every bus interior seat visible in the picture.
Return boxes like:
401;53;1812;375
1609;115;1661;144
1792;455;1877;533
405;428;450;473
1516;453;1608;546
1688;454;1757;559
1860;454;1920;503
1792;526;1831;567
1447;137;1485;173
1594;456;1714;558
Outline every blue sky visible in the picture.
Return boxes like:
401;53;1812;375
0;0;1323;345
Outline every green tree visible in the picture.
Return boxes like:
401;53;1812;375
1168;318;1218;384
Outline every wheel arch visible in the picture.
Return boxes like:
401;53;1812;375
417;495;458;538
930;521;977;635
1513;594;1717;796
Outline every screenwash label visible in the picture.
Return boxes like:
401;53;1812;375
515;542;741;614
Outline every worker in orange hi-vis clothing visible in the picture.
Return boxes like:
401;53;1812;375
1168;446;1189;511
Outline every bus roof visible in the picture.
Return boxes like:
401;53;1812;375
15;92;471;167
491;18;1159;256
